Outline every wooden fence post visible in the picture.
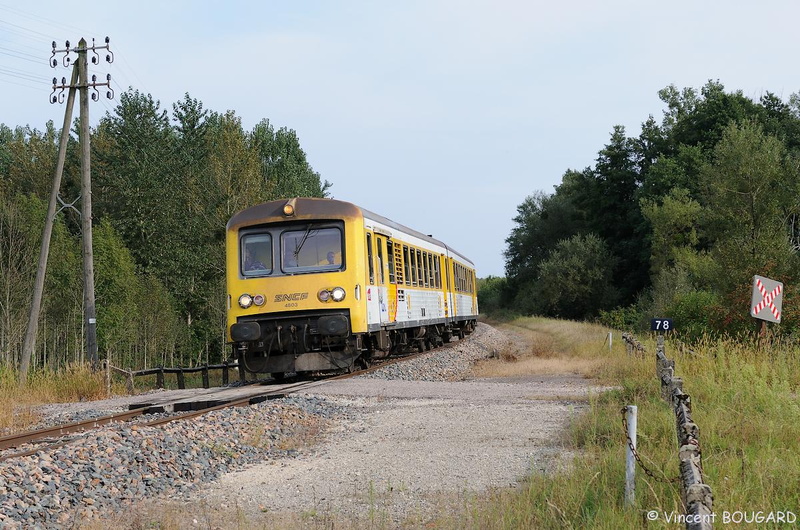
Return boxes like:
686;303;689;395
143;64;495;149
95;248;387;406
202;365;209;389
156;368;164;389
177;368;185;389
222;361;229;385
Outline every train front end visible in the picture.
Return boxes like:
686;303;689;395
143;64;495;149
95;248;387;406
226;198;367;376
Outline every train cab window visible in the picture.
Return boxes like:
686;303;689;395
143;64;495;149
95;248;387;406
366;233;374;284
281;226;343;273
241;234;272;277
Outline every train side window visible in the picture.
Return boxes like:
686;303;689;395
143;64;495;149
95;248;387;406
387;240;396;284
403;246;411;286
410;247;417;286
366;233;374;285
427;253;434;288
421;251;428;288
416;250;423;288
376;236;385;285
425;253;432;288
433;256;441;289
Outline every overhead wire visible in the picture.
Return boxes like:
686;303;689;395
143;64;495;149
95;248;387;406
0;3;273;234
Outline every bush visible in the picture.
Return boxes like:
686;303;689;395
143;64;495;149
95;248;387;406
667;290;722;342
597;305;641;330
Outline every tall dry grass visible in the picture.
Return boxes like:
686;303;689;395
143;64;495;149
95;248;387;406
0;364;111;434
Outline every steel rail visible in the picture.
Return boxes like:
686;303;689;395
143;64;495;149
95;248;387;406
0;332;469;461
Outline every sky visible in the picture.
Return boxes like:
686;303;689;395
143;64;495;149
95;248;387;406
2;1;800;277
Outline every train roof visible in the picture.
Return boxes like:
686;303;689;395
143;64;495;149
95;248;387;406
227;197;475;267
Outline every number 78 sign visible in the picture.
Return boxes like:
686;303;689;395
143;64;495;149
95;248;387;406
751;275;783;323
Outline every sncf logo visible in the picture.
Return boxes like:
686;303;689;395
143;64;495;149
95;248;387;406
274;292;309;302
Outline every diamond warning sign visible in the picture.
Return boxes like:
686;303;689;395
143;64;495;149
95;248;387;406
750;275;783;323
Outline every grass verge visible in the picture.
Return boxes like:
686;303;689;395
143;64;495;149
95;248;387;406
454;317;800;529
0;364;113;433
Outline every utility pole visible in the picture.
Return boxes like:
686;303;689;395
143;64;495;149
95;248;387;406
18;38;113;383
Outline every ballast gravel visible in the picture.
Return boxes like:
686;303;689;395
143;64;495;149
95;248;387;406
0;396;348;529
0;323;609;528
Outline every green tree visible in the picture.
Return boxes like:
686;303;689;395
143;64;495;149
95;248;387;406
503;190;581;285
640;187;703;278
701;120;796;289
532;234;619;319
251;119;331;199
477;276;508;316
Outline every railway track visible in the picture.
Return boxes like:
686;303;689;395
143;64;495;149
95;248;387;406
0;344;443;462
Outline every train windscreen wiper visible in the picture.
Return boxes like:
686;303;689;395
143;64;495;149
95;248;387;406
292;224;316;261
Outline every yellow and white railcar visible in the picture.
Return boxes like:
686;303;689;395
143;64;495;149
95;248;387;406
226;197;478;376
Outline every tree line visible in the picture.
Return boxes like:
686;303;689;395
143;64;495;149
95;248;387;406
483;81;800;339
0;90;329;372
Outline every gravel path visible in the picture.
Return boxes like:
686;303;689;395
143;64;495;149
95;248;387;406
191;324;608;528
0;323;609;529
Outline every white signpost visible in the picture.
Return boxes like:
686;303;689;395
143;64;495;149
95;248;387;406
750;275;783;324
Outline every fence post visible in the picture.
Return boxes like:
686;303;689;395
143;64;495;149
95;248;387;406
624;405;637;508
177;368;185;389
202;365;209;389
156;368;164;389
222;361;229;385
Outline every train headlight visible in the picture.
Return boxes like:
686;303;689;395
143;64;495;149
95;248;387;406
282;198;297;216
238;294;253;309
331;287;346;302
318;287;346;302
253;294;265;306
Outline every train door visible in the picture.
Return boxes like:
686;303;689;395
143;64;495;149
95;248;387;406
471;269;478;315
441;254;451;320
375;235;389;324
386;239;398;323
365;231;380;325
446;257;457;320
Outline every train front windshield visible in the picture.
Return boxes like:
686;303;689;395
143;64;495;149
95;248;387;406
240;223;343;276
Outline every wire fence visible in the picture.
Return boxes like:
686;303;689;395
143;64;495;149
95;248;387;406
623;332;714;530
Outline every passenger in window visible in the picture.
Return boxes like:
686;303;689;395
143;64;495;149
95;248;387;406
319;251;339;266
244;248;267;271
